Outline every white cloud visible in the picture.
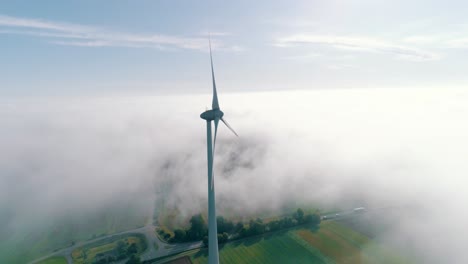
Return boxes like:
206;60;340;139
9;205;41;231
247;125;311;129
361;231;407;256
282;53;323;61
275;34;441;61
403;35;440;44
3;88;468;263
0;29;88;39
447;38;468;48
0;14;92;32
392;34;468;49
51;40;115;47
0;14;235;51
326;64;355;70
199;31;232;37
262;18;318;28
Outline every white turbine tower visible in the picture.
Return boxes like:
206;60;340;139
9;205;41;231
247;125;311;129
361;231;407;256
200;39;238;264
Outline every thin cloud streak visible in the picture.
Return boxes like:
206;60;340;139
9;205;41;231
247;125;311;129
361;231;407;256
0;14;233;51
0;14;92;32
282;53;323;61
447;38;468;48
402;35;440;44
199;31;232;37
0;29;89;39
51;40;116;48
402;34;468;49
275;34;441;61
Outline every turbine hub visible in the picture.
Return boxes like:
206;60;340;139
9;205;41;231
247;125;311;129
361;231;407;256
200;109;224;121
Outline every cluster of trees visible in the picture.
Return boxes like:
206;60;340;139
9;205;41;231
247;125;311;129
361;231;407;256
295;208;321;225
93;241;140;264
161;208;321;247
157;229;171;241
238;218;266;238
158;215;237;245
235;208;321;240
202;232;229;246
169;214;208;243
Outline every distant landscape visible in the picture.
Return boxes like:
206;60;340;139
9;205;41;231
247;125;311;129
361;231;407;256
23;195;415;264
154;208;413;264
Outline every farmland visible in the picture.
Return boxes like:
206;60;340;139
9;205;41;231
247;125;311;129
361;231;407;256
190;231;331;264
37;256;67;264
180;221;410;264
295;221;409;264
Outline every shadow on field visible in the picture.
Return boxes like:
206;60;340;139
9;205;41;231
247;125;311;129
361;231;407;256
242;236;262;247
229;235;263;248
307;224;320;233
193;248;208;258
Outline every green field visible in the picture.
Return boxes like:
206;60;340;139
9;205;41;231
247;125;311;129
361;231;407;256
37;256;67;264
72;234;147;264
190;233;331;264
185;221;410;264
295;221;409;264
0;204;148;264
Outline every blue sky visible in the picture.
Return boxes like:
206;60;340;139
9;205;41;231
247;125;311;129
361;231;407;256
1;0;468;96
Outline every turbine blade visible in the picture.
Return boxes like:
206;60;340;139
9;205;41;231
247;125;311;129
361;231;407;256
209;37;220;110
221;117;238;137
213;117;219;156
211;117;219;190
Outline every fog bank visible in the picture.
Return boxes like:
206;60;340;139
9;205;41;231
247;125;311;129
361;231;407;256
1;88;468;263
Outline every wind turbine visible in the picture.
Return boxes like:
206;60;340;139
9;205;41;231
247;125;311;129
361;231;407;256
200;39;238;264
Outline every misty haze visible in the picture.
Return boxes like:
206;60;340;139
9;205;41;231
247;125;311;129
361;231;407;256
2;88;468;263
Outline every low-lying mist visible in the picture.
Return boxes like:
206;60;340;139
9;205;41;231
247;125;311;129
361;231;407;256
1;87;467;263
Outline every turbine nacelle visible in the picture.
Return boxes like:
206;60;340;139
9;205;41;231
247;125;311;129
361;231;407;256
200;109;224;121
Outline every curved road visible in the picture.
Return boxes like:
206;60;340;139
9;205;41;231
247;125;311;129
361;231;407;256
31;198;204;264
30;223;203;264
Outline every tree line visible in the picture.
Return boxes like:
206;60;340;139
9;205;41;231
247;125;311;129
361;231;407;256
158;208;321;246
93;240;141;264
